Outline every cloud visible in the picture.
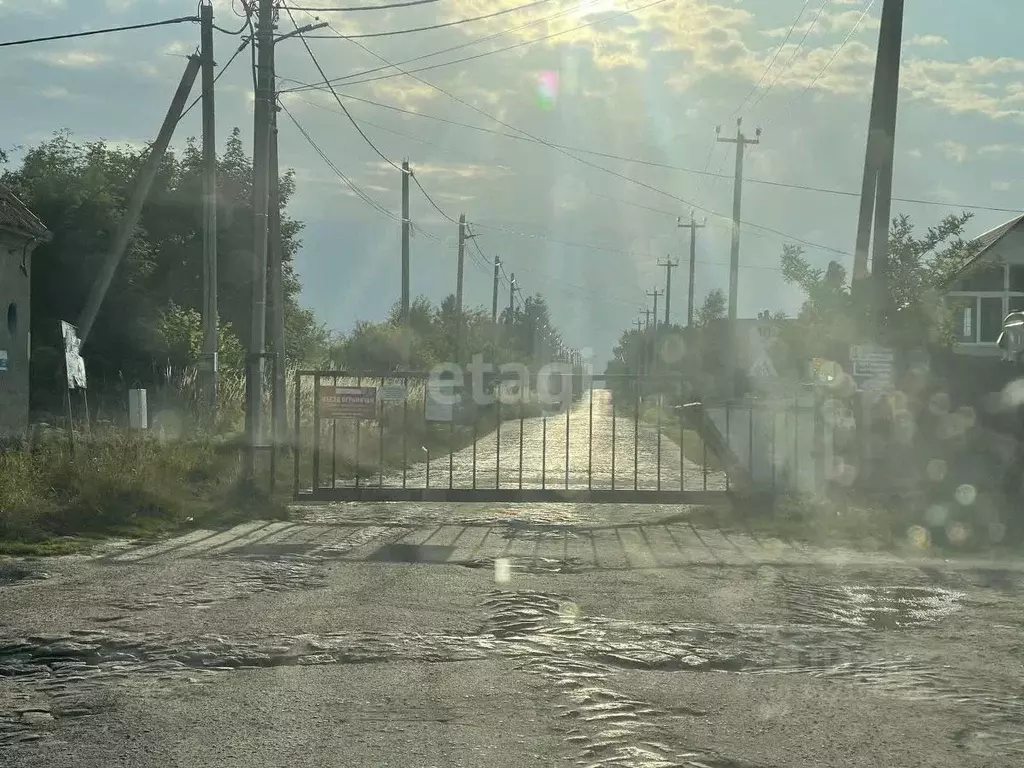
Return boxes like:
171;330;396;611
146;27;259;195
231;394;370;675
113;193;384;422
937;140;968;163
991;181;1012;192
906;34;948;47
32;50;111;68
979;144;1024;155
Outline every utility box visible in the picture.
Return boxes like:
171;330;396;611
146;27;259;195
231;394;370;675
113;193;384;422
128;389;148;430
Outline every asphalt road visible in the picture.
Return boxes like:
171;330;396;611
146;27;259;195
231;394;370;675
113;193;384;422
2;500;1024;767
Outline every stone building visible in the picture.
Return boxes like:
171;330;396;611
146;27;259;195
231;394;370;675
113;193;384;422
0;184;49;437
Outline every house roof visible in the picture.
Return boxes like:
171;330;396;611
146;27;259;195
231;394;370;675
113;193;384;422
948;212;1024;283
0;183;49;240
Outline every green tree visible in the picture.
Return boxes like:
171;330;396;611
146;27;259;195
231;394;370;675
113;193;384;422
777;212;977;369
1;130;329;409
696;288;726;327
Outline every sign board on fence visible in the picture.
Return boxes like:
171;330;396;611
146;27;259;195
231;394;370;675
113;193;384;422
319;386;377;419
425;377;460;422
850;344;894;393
379;384;407;403
61;320;87;390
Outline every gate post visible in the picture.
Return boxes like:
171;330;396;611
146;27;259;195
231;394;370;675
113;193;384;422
312;373;322;492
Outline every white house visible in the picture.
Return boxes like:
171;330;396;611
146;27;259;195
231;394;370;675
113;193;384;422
945;213;1024;357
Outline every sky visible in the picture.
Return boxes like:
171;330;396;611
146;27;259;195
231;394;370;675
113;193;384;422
2;0;1024;367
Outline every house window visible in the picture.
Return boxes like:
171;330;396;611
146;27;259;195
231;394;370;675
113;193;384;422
1009;296;1024;313
1010;266;1024;293
950;298;974;342
980;297;1003;342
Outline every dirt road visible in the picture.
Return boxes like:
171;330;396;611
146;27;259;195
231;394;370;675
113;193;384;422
357;389;727;491
2;498;1023;766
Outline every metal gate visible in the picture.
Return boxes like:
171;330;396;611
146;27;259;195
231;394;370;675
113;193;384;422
292;371;822;504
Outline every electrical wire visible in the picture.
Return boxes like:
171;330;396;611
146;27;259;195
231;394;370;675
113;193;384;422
302;0;553;39
284;0;584;91
0;16;198;48
288;0;442;11
731;0;812;117
411;173;460;224
285;52;849;255
209;0;254;35
763;0;877;125
283;0;658;92
290;90;1024;216
283;5;401;171
749;0;829;113
282;101;401;224
178;36;252;123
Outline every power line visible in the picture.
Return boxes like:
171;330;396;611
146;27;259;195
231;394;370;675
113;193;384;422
764;0;877;125
732;0;813;117
209;0;254;35
467;217;794;273
0;16;198;48
280;101;403;224
291;90;1024;216
283;0;662;93
411;173;460;224
283;6;401;171
284;0;582;90
288;0;442;11
179;36;252;123
749;0;829;113
302;0;553;39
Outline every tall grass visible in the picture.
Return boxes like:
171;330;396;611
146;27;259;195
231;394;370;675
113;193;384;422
0;426;288;552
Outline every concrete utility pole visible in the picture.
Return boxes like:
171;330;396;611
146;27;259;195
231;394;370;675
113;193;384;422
245;0;275;474
717;117;761;398
455;213;468;361
268;79;287;445
401;160;411;323
717;118;760;326
491;256;501;324
657;257;678;326
507;273;516;325
853;0;905;319
677;212;706;328
199;1;219;412
646;289;663;335
79;55;201;344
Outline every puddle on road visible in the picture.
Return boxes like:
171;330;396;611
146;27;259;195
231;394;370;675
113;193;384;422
781;583;965;630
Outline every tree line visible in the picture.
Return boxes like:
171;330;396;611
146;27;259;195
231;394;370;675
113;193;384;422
1;131;579;417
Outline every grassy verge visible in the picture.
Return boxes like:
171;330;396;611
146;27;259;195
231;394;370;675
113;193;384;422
1;429;291;556
687;490;1022;555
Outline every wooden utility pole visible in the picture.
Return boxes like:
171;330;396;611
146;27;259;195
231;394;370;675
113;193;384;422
677;212;706;328
245;0;275;474
853;0;905;319
657;257;678;326
79;55;201;344
199;1;218;412
717;117;760;397
640;307;652;331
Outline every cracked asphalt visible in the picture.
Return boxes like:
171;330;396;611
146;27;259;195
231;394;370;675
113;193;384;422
2;396;1024;766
